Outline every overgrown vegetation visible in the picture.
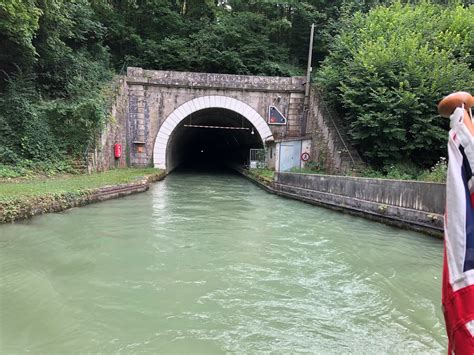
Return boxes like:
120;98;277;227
0;160;75;179
289;161;325;174
355;159;448;182
246;168;274;184
0;0;112;173
251;159;447;182
317;1;473;169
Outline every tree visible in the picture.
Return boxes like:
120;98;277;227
317;1;474;167
0;0;41;85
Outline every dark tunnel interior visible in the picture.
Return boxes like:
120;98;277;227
166;108;264;171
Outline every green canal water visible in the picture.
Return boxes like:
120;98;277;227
0;171;446;353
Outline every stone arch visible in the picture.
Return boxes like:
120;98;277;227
153;95;274;170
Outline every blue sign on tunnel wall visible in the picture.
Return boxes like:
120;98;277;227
279;141;302;172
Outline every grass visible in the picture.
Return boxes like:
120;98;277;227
247;168;274;183
289;167;325;175
0;168;161;201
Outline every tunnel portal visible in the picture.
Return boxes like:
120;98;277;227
166;108;263;170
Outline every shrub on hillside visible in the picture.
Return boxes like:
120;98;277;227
0;71;62;163
317;1;474;168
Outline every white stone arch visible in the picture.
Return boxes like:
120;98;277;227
153;95;274;170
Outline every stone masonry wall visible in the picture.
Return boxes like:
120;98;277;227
127;67;305;91
309;90;364;174
91;69;330;170
88;76;129;172
125;67;306;167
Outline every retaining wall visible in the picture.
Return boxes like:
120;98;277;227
309;90;364;174
268;172;445;236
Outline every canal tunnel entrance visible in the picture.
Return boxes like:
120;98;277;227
153;96;275;172
166;108;264;170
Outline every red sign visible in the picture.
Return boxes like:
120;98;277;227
301;152;310;162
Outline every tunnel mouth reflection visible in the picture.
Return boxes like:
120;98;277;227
166;108;264;171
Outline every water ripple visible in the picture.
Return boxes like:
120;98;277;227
0;171;446;353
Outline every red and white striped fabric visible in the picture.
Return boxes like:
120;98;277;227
443;106;474;354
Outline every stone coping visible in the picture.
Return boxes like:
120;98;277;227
126;67;305;92
275;172;445;215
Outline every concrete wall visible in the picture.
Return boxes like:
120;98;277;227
274;172;445;235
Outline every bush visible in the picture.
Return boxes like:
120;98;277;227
0;146;19;165
356;159;447;182
317;1;474;168
0;71;63;163
383;162;423;181
0;159;76;179
0;0;111;176
419;157;448;182
357;162;422;180
0;164;29;179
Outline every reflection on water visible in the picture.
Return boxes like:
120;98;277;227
0;171;446;353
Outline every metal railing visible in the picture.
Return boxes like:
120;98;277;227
249;148;266;168
313;87;362;168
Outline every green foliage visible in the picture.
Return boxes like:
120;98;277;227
96;0;304;75
0;168;162;223
247;168;274;183
34;0;110;98
419;157;448;182
0;0;40;48
383;162;423;180
290;161;326;174
0;160;75;179
0;67;109;165
0;168;162;198
0;164;28;179
0;146;20;165
0;0;41;76
317;1;474;168
186;11;292;75
43;87;109;156
0;0;111;173
0;70;61;162
355;159;447;182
